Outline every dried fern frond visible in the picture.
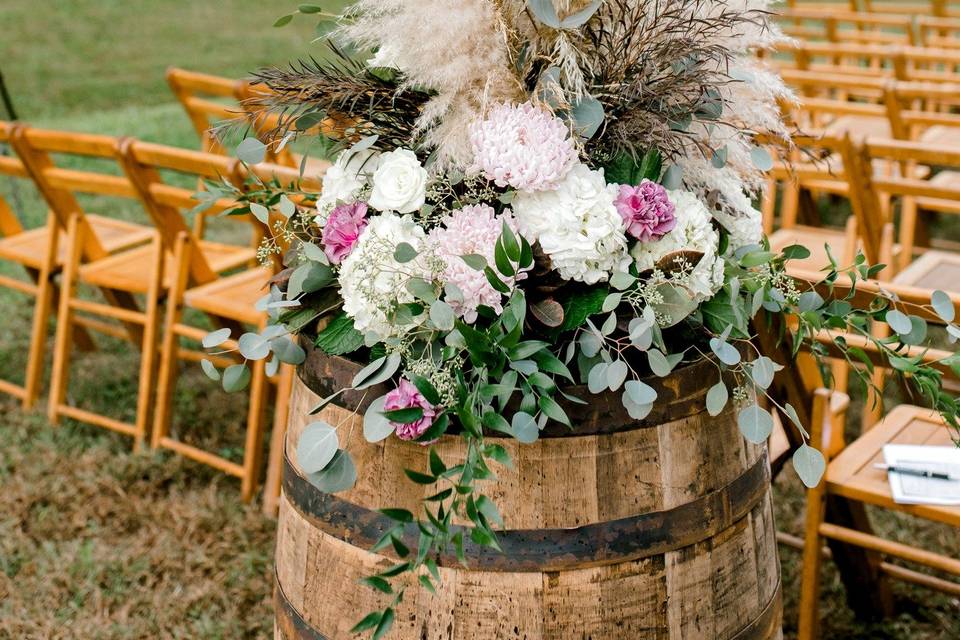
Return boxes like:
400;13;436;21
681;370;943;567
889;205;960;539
233;45;430;150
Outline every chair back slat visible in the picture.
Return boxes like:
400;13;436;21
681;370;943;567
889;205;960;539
9;126;145;260
167;67;247;155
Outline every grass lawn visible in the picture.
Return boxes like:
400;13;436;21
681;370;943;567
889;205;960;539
0;1;958;638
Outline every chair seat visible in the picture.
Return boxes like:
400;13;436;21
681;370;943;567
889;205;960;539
184;266;272;325
0;214;153;269
826;405;960;526
770;225;850;273
78;239;256;293
920;125;960;147
893;250;960;290
913;170;960;214
822;115;891;140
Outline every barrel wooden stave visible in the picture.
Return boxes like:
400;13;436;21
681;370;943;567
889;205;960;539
276;352;782;640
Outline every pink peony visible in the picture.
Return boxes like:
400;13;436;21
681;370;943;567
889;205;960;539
615;180;677;242
429;204;525;323
322;201;369;264
384;379;436;441
469;102;577;192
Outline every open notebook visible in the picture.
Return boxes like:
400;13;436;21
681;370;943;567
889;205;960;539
882;445;960;506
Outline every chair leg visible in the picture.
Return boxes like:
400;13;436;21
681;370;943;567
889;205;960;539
47;214;83;425
798;480;828;639
133;236;164;453
23;214;59;409
262;364;294;516
241;354;270;503
152;233;191;449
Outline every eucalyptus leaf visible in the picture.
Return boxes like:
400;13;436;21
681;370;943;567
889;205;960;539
793;444;826;488
202;327;232;349
429;300;456;331
352;352;402;390
394;242;418;263
236;137;267;164
278;195;296;218
511;412;539;444
527;0;561;28
606;359;629;391
709;337;741;366
750;356;778;390
249;202;269;224
738;404;774;444
296;421;339;473
662;165;683;190
238;332;271;361
932;290;955;323
647;349;673;377
587;362;609;394
222;364;251;392
307;449;357;493
571;94;605;139
200;359;220;381
622;394;653;420
706;381;728;417
624;379;657;405
364;396;394;442
560;0;601;27
750;146;774;171
886;309;912;335
270;335;306;365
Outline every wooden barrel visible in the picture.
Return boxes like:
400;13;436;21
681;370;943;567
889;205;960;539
275;346;782;640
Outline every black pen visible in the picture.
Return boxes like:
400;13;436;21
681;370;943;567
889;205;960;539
874;464;957;481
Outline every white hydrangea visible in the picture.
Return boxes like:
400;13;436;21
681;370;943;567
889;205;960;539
713;206;763;252
338;213;430;338
512;163;630;284
316;149;379;218
631;189;724;302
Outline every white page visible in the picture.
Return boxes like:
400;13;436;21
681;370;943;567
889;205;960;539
881;445;960;506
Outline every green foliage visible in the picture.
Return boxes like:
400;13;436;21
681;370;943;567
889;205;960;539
315;312;364;355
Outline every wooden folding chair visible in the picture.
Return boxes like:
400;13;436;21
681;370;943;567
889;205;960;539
28;131;256;449
2;124;155;408
118;140;319;503
793;281;960;639
166;67;330;177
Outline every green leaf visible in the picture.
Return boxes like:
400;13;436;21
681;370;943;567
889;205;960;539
298;3;323;13
511;411;539;443
571;94;605;139
351;611;383;633
798;291;824;313
750;146;774;172
222;364;250;392
781;244;811;261
238;332;271;360
793;444;826;488
508;341;549;360
278;195;296;218
410;376;441;406
530;299;564;327
647;349;674;377
314;313;364;356
932;290;955;323
296;421;339;473
738;404;774;444
372;607;395;640
625;380;657;405
661;165;683;189
750;356;779;390
560;0;601;27
200;359;220;381
249;202;269;224
539;395;570;426
429;300;456;331
306;449;357;493
709;337;740;366
706;381;728;416
901;315;928;346
202;327;231;349
382;407;425;423
236;137;267;163
560;287;608;332
288;262;334;299
606;359;629;391
461;254;487;270
404;468;436;484
527;0;561;29
394;242;418;263
886;309;912;335
363;396;394;442
352;352;402;390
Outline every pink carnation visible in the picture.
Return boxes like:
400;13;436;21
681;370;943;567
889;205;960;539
615;180;677;242
430;205;524;323
469;102;577;192
322;201;368;264
384;379;436;441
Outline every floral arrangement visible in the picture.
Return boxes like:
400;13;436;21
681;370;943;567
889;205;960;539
201;1;960;637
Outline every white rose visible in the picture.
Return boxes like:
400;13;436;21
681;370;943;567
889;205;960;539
317;149;379;216
368;149;428;214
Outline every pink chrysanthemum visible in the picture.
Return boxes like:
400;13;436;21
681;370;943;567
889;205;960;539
469;102;577;192
384;379;436;441
322;201;369;264
615;180;677;242
430;204;524;323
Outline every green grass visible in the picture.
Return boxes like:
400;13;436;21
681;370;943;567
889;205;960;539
0;1;958;638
